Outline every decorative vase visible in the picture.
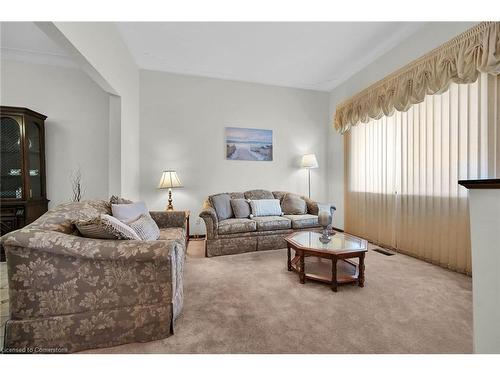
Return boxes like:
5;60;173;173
318;210;332;244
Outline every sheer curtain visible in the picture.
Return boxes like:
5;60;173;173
344;73;499;274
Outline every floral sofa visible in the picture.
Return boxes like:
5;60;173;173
0;200;186;353
200;190;335;257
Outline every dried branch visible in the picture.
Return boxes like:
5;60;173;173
70;167;85;202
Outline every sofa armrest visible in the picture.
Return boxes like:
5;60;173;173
199;207;218;239
1;228;178;262
301;197;336;215
150;211;187;229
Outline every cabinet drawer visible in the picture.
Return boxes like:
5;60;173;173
1;206;18;216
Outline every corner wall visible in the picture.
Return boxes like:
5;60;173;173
0;60;110;206
41;22;140;199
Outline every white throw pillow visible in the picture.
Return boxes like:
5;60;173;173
111;201;149;223
249;199;283;217
128;214;160;241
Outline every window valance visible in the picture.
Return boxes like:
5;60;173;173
334;22;500;133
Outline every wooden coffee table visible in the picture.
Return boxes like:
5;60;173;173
285;231;368;292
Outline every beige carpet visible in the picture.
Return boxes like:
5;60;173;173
82;240;473;354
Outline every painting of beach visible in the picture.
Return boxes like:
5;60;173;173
225;127;273;161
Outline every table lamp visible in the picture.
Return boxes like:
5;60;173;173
158;170;183;210
301;154;318;198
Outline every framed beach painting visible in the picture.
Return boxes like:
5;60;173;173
225;127;273;161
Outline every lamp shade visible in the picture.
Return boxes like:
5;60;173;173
301;154;319;169
158;170;183;189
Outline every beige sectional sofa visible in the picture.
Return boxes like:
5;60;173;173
199;189;335;257
0;200;186;353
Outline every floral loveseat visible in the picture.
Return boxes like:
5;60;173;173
0;200;186;353
200;190;335;257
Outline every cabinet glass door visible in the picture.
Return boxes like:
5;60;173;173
0;116;24;199
27;120;43;199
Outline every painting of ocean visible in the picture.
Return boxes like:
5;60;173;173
225;127;273;161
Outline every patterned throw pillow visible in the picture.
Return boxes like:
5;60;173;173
128;214;160;241
249;199;283;217
281;193;307;215
76;214;141;240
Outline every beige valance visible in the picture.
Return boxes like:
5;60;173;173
334;22;500;133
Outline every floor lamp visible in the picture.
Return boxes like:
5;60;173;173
301;154;318;198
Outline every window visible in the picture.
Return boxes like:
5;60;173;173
345;73;499;274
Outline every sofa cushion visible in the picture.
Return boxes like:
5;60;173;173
27;200;111;234
218;218;257;235
209;193;233;221
281;193;307;215
252;216;291;231
272;191;288;202
231;198;251;218
159;227;185;241
284;214;319;229
244;189;274;200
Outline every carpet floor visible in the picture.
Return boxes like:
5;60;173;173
83;240;473;354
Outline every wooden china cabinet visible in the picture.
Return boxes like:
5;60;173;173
0;106;49;261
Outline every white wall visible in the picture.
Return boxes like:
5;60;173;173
39;22;140;199
0;59;110;206
327;22;478;230
139;70;330;234
467;188;500;353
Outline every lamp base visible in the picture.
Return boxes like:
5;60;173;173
166;188;174;211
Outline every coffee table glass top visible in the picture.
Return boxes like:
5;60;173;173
286;231;367;254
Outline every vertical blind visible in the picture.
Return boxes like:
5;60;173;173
345;73;500;274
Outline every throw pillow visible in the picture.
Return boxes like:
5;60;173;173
249;199;283;217
209;193;233;221
76;214;141;240
281;193;307;215
111;201;149;223
128;214;160;241
230;198;251;218
109;195;133;204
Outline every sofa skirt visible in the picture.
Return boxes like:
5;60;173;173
3;302;174;353
205;228;321;257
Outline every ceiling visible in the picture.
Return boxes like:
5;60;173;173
1;22;426;92
0;22;76;68
116;22;426;91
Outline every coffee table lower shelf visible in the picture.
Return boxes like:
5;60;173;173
287;248;365;292
290;255;359;284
